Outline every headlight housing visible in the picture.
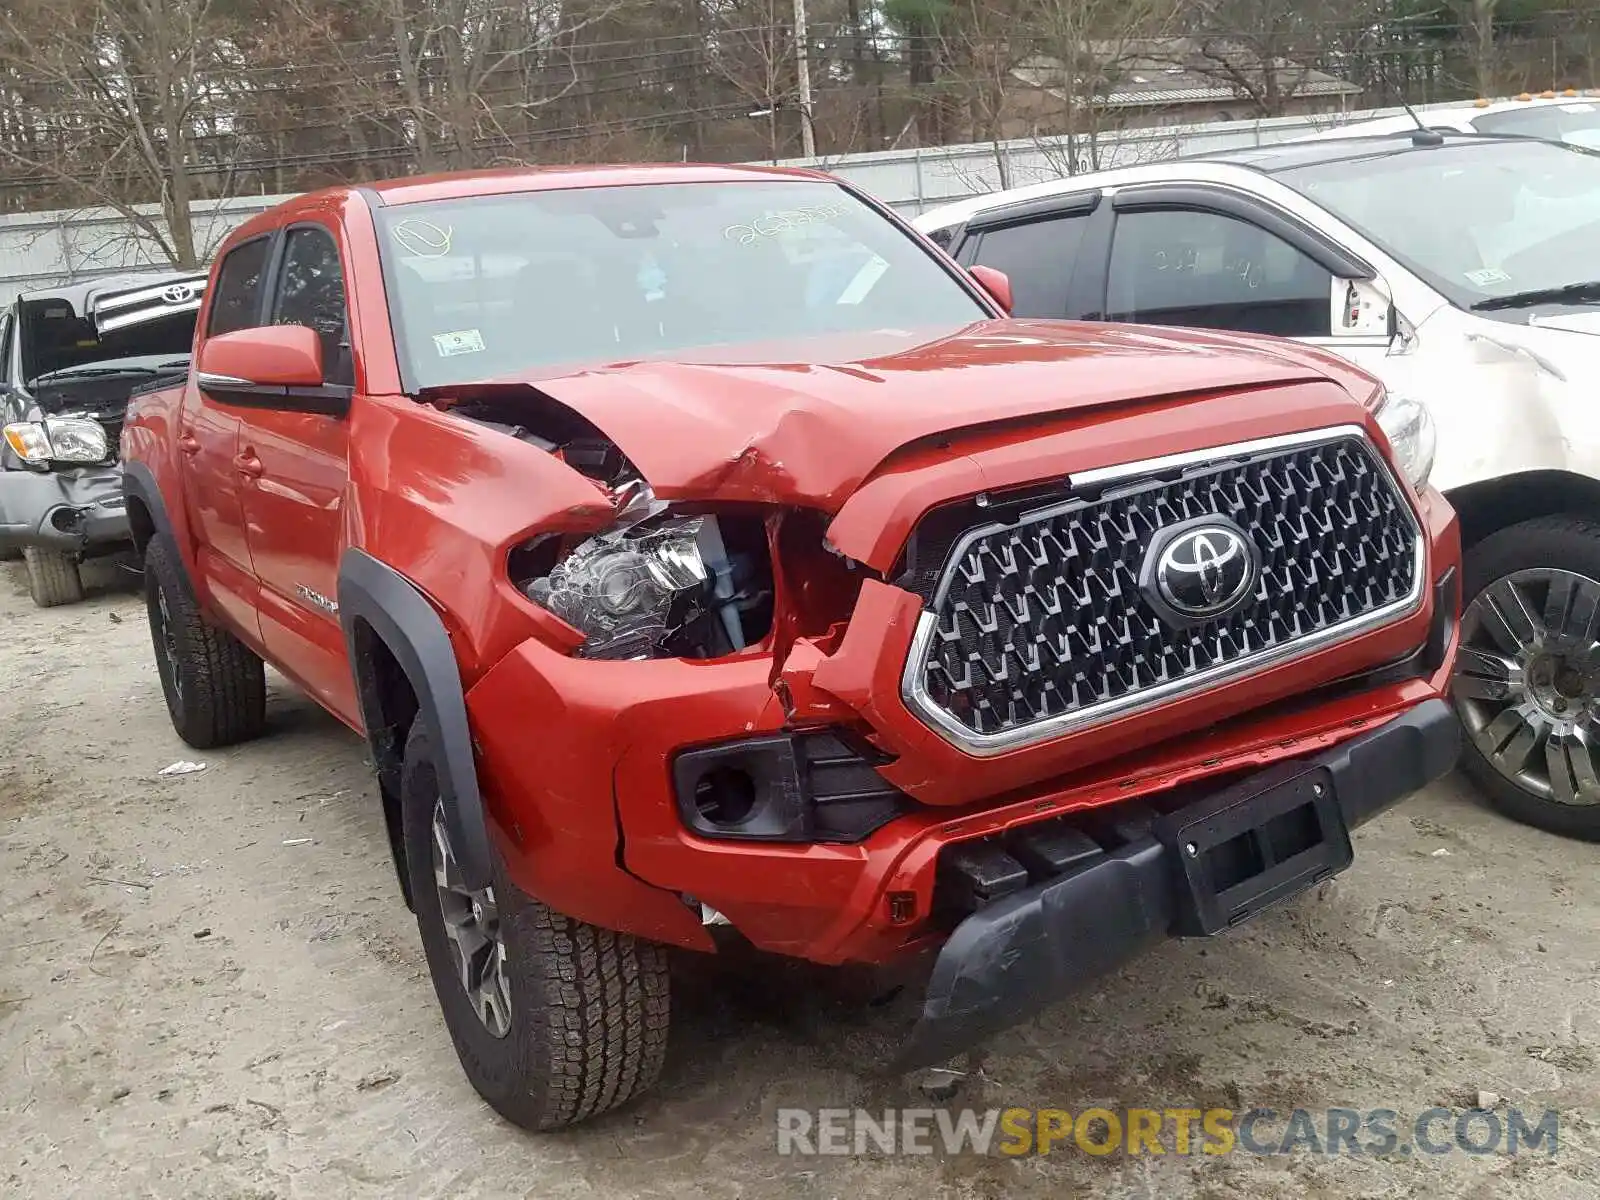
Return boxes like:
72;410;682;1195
529;515;712;659
2;417;110;464
1373;391;1435;491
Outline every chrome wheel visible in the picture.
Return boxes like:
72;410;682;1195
1454;568;1600;807
431;803;512;1038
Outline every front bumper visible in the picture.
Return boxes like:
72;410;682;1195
895;698;1461;1071
0;464;131;554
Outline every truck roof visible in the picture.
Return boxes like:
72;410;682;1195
353;162;835;208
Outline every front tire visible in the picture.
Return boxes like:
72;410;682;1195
401;722;671;1129
23;546;84;607
1453;515;1600;841
143;535;267;749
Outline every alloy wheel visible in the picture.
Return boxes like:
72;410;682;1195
1453;567;1600;807
153;585;184;709
430;802;512;1038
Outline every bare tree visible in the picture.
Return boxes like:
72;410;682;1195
0;0;245;266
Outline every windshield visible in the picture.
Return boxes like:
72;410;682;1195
1472;101;1600;150
376;180;988;388
21;301;196;386
1278;140;1600;309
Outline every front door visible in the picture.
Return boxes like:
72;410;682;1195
236;223;360;726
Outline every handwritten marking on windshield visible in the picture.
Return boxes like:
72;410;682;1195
392;219;455;258
723;203;849;244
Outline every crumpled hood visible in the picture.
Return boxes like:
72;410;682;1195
461;320;1335;510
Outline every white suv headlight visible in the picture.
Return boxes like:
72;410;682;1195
1374;391;1435;491
1;417;109;464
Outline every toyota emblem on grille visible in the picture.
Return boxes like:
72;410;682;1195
160;283;195;304
1150;522;1258;620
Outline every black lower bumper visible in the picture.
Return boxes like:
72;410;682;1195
895;699;1461;1072
0;465;130;554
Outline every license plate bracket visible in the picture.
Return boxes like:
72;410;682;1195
1155;763;1353;937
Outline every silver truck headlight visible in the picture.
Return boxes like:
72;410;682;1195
1;417;109;464
1374;391;1435;490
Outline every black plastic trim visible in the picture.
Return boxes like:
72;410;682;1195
197;377;353;418
1109;184;1376;281
673;728;909;844
120;460;183;579
894;698;1460;1071
337;548;492;892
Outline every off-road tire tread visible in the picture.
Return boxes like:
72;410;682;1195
22;546;83;607
144;536;266;749
401;721;670;1130
1458;514;1600;841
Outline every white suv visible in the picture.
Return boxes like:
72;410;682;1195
915;130;1600;841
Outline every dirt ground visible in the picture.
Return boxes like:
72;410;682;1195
0;559;1596;1200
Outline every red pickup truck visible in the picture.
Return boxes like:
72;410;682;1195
122;164;1462;1131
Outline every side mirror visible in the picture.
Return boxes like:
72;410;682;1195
1330;277;1394;339
969;265;1014;315
198;325;325;392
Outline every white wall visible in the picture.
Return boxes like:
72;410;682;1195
0;102;1435;307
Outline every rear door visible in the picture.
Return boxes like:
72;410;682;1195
1098;186;1395;376
235;222;360;725
182;235;274;646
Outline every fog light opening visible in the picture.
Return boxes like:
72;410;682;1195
694;766;758;827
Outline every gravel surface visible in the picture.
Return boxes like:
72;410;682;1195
1;559;1596;1199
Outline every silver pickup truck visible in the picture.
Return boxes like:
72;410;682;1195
0;271;204;606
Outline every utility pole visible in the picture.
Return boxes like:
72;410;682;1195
793;0;816;158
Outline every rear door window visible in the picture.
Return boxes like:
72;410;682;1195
208;238;272;337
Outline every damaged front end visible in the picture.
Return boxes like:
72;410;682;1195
1;274;200;558
445;362;1460;1075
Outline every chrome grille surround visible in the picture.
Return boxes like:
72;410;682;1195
899;425;1427;757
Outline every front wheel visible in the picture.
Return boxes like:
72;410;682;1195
1452;515;1600;841
401;722;671;1129
22;546;84;607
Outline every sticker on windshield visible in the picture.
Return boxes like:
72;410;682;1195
1466;267;1512;286
433;329;485;357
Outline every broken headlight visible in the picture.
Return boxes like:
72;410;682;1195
528;515;717;660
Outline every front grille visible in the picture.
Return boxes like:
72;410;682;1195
903;428;1423;754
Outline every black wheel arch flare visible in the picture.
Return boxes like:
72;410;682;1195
337;548;494;895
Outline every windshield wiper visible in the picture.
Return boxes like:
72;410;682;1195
1472;280;1600;311
33;365;161;382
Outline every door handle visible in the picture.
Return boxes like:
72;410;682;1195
234;450;264;478
178;432;200;455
